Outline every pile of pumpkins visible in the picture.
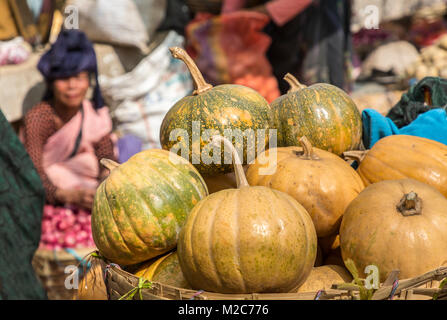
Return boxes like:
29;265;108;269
77;47;447;299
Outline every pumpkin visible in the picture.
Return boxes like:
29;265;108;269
159;47;273;176
134;251;191;289
91;149;209;266
271;73;362;155
74;257;108;300
340;179;447;281
343;135;447;198
296;265;352;293
177;136;318;294
246;136;365;237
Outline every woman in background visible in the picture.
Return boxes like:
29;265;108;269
20;29;116;211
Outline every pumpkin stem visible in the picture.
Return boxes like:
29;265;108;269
169;47;213;95
284;73;307;92
343;150;368;163
397;192;422;216
210;135;249;189
100;158;120;172
296;136;320;160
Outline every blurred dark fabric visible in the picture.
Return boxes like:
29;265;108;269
0;109;47;300
157;0;192;36
387;77;447;128
265;0;353;93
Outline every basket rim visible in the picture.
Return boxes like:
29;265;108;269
104;264;447;300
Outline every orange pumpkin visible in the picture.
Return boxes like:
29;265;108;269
246;136;365;237
340;179;447;281
177;136;317;294
344;135;447;198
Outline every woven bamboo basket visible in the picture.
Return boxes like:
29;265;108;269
103;263;447;301
32;247;97;300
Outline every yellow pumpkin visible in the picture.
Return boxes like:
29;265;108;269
340;179;447;281
297;265;352;293
246;136;365;237
344;135;447;198
177;136;318;294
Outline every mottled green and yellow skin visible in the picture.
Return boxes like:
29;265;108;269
91;149;208;266
135;251;191;289
272;82;362;155
160;84;272;176
177;186;318;294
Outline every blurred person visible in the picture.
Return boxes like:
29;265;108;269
0;108;46;299
20;29;117;212
223;0;353;93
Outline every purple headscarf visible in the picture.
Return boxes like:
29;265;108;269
37;29;104;109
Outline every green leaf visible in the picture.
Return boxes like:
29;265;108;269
344;259;361;286
343;259;379;300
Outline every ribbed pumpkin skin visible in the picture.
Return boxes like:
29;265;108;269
340;179;447;281
356;135;447;198
159;84;272;176
272;84;362;155
246;146;365;237
177;186;318;294
134;252;191;289
92;149;208;266
297;265;352;293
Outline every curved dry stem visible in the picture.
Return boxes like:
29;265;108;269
169;47;213;95
210;135;249;188
397;191;422;216
295;136;319;160
284;73;306;92
100;158;120;172
343;150;368;163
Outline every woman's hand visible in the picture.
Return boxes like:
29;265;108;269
55;188;96;210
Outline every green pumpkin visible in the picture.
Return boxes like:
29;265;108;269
272;73;362;156
91;149;208;266
159;47;273;176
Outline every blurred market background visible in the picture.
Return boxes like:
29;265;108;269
2;0;446;145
